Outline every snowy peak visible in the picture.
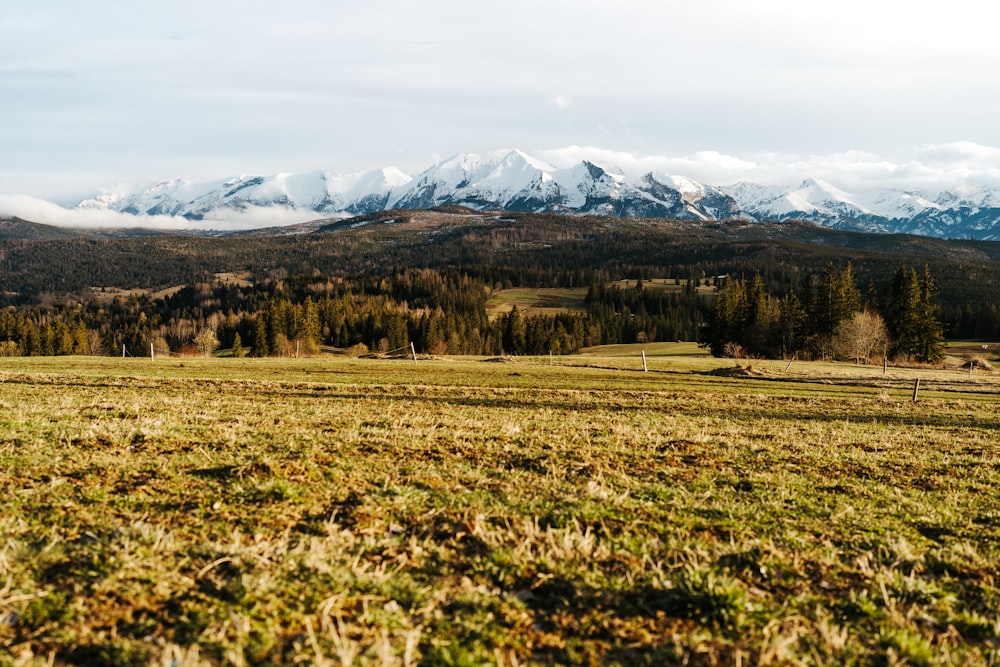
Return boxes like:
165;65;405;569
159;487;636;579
72;149;1000;239
935;185;1000;209
797;178;854;202
500;148;555;173
784;178;873;216
656;174;705;198
857;190;941;220
80;167;413;219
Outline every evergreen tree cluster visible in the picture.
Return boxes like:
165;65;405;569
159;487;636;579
704;263;947;363
0;309;92;356
0;270;706;358
0;255;969;363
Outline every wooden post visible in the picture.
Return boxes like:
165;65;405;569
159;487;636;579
122;344;126;358
883;357;888;377
642;350;648;372
410;342;417;363
150;342;155;361
549;350;553;366
912;378;920;402
784;355;795;372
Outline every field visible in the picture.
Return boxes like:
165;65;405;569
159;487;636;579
485;288;589;318
2;349;1000;665
484;280;716;319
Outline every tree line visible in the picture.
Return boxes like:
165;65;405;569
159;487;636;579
0;270;703;358
0;262;966;363
703;263;946;363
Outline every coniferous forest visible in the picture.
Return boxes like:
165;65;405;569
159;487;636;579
1;209;1000;360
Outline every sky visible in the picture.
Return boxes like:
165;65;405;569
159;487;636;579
4;0;1000;220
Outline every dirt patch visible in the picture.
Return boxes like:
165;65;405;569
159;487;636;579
707;364;769;378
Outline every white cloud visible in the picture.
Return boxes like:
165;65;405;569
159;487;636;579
0;196;316;231
548;95;574;110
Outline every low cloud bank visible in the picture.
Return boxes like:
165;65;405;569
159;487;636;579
0;196;320;231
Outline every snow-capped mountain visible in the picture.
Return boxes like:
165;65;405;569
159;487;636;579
76;149;1000;239
723;178;889;232
79;168;411;220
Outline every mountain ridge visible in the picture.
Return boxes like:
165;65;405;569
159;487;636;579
74;149;1000;239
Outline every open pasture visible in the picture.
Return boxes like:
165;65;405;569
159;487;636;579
1;351;999;665
484;288;589;318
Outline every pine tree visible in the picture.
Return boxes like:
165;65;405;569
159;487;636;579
299;297;321;355
777;290;807;358
812;262;860;339
915;266;946;363
386;313;409;352
744;274;773;355
703;276;748;357
231;332;244;358
72;321;89;355
886;265;920;358
885;264;946;363
835;263;862;323
252;316;270;357
502;306;526;355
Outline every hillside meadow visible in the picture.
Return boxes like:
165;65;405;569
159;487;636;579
1;347;999;665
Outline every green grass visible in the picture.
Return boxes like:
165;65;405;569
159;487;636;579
578;341;708;358
485;288;589;318
946;341;1000;364
1;351;999;665
484;280;714;320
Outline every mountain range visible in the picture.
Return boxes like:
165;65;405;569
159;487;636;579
76;149;1000;240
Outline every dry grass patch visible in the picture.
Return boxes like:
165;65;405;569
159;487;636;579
0;356;999;664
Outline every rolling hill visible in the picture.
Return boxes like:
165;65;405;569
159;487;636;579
3;209;1000;319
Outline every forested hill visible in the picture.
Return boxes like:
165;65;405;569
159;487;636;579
3;209;1000;340
4;209;1000;300
0;217;85;241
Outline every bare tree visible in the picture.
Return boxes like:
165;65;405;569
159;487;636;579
86;330;108;356
150;335;172;357
832;310;889;364
194;328;220;357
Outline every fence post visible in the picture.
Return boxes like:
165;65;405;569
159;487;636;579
411;342;417;363
642;350;648;372
784;355;795;372
912;378;920;402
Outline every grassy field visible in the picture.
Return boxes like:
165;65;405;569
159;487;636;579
485;288;589;318
484;280;715;319
1;350;1000;665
